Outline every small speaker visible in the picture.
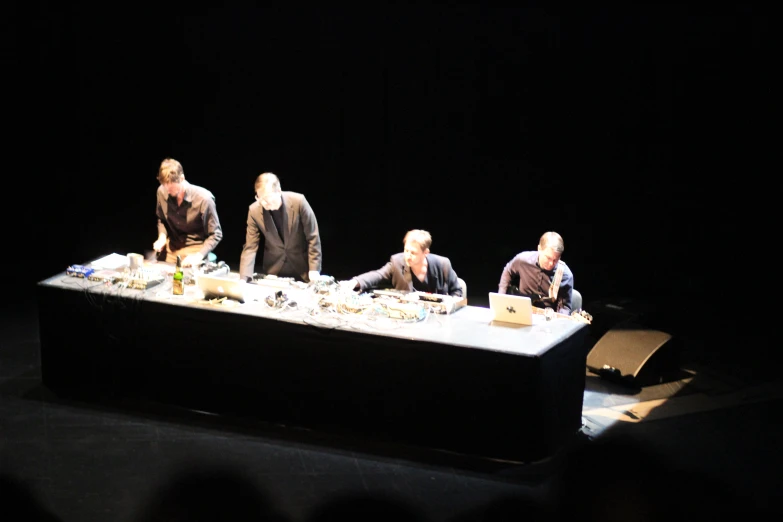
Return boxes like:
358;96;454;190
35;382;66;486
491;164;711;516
586;322;678;387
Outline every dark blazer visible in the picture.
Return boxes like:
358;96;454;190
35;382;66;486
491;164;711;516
355;253;463;297
239;191;322;282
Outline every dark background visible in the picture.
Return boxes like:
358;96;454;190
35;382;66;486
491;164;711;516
11;6;771;347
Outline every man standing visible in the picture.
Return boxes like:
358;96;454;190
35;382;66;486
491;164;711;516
239;172;322;283
153;158;223;267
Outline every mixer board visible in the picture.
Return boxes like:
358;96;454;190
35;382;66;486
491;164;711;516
114;267;167;290
372;290;467;314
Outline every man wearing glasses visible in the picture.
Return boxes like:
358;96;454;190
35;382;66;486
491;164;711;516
239;172;322;283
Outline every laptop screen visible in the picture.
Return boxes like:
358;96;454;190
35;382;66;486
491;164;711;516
488;292;533;325
197;274;247;303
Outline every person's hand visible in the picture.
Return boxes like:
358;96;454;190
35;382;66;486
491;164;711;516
339;278;359;292
308;270;321;282
153;237;166;252
182;253;204;267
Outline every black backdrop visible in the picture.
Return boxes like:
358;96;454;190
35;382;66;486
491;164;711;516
12;6;771;348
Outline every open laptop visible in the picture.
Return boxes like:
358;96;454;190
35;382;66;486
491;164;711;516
488;292;533;326
197;274;248;303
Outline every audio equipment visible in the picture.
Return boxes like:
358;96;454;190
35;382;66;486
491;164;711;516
66;265;94;278
370;290;466;315
252;273;297;289
87;269;121;283
403;291;467;314
586;323;678;387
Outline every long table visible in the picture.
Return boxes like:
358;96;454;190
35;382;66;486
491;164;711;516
36;261;588;462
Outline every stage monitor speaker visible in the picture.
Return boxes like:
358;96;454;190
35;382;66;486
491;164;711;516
586;323;677;387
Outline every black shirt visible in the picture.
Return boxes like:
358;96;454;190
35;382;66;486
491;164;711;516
268;207;285;242
411;267;435;293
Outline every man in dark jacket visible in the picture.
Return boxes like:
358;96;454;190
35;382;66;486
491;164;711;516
341;229;463;297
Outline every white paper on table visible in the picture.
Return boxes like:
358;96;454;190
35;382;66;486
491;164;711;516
90;253;130;270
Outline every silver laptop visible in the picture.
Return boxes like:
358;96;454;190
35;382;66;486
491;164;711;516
489;292;533;326
197;274;248;303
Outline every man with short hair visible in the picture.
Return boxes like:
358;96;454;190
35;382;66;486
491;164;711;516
498;231;574;315
341;229;463;297
153;158;223;267
239;172;322;283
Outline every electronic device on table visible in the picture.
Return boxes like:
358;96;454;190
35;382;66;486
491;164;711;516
66;262;166;290
66;265;95;278
251;273;297;289
197;274;249;303
371;289;466;314
198;261;230;277
488;292;533;326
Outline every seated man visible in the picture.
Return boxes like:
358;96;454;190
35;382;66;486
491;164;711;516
498;231;574;315
341;229;463;297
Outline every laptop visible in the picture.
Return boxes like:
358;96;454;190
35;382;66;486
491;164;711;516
197;274;248;303
488;292;533;326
